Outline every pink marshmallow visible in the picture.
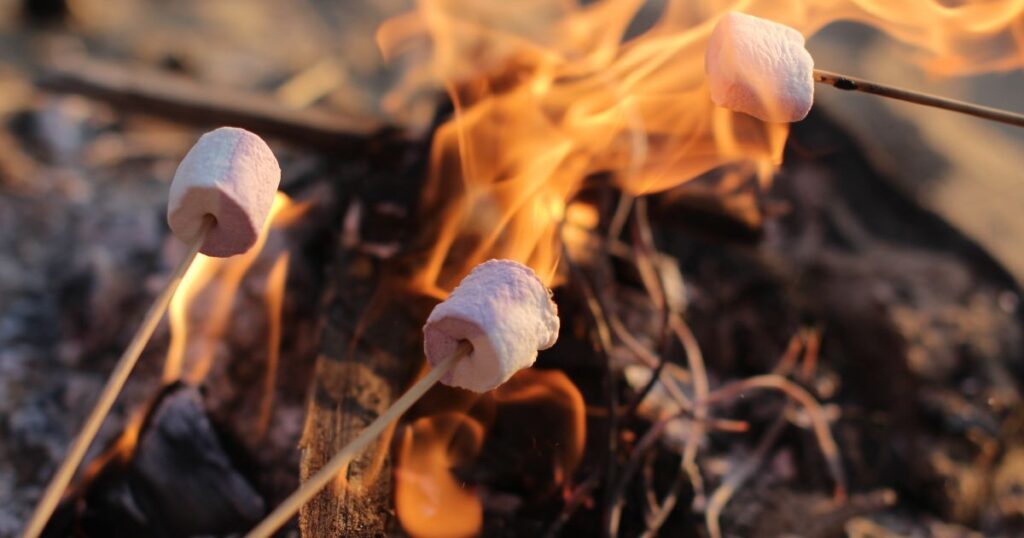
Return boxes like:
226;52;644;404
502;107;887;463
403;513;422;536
167;127;281;257
423;260;560;393
705;12;815;123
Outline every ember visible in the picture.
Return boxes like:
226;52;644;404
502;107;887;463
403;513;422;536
3;1;1024;538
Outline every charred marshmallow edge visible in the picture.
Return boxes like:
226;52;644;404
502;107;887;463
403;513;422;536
705;12;815;123
423;259;560;393
167;127;282;257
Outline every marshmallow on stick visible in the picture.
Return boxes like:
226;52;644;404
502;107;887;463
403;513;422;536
168;127;281;257
705;12;814;123
22;127;281;538
245;259;560;538
706;12;1024;127
424;259;560;392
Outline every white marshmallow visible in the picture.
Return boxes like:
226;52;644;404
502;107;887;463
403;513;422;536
423;259;560;393
167;127;281;257
705;12;814;123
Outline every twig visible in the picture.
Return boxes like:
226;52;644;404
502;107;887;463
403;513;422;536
628;199;711;535
703;331;824;538
558;233;623;538
37;56;397;153
640;469;689;538
637;316;710;537
608;412;750;536
705;375;847;501
608;418;672;534
771;330;807;377
642;452;659;515
814;69;1024;128
622;198;678;420
607;194;634;242
608;315;692;410
543;472;603;538
705;416;788;538
617;198;690;538
799;326;822;384
672;314;709;508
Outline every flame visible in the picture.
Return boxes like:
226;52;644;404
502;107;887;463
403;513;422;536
395;369;585;537
492;369;587;484
379;0;1023;533
257;251;289;438
76;194;307;497
163;192;308;385
561;200;600;268
378;0;1024;296
77;406;148;487
395;413;486;538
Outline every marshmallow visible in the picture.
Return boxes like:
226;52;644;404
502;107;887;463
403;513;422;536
705;12;814;123
168;127;281;257
423;260;560;393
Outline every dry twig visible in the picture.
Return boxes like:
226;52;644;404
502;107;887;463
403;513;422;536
38;56;395;153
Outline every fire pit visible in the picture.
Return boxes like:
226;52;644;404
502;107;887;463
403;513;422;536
3;1;1024;537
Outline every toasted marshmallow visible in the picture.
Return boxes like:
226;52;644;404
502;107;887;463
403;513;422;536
167;127;281;257
423;260;560;393
705;12;814;123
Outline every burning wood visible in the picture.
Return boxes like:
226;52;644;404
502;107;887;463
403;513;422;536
248;259;561;537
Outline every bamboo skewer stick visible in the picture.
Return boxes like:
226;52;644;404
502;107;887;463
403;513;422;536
21;217;213;538
813;69;1024;128
245;342;471;538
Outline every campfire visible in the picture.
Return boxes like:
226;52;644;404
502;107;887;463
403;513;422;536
5;0;1024;537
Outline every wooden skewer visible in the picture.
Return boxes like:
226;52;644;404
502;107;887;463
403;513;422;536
21;217;213;538
245;342;471;538
813;69;1024;128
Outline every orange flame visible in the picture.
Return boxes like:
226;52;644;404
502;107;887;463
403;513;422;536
257;251;289;438
395;413;486;538
78;192;307;490
163;192;308;385
395;369;585;537
78;405;148;486
492;369;587;485
380;1;1023;534
378;0;1024;296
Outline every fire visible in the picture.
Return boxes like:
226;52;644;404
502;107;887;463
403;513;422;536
492;369;587;485
378;0;1024;297
395;413;485;538
378;0;1023;534
77;405;148;487
76;192;306;494
257;251;289;438
163;192;307;385
395;369;585;538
